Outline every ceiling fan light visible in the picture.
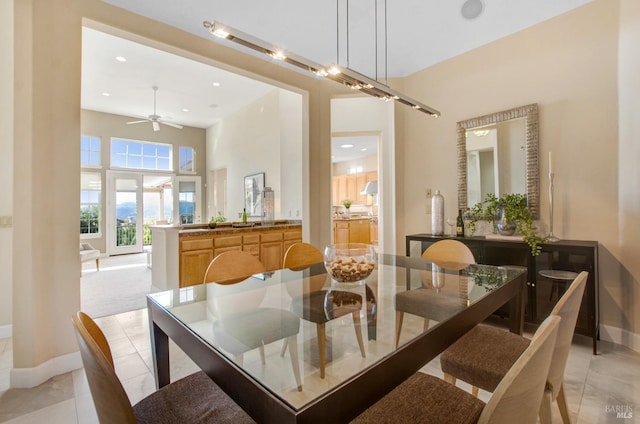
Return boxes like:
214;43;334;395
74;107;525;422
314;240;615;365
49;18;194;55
152;121;160;131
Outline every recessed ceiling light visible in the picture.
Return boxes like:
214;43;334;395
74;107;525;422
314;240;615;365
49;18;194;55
115;56;127;62
101;92;110;97
361;148;367;152
212;82;221;87
182;108;190;112
340;144;354;149
461;0;484;20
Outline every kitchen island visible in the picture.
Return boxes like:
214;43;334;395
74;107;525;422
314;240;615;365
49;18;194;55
333;217;376;244
151;220;302;289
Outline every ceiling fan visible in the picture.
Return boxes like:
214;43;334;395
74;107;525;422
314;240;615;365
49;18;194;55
126;86;183;131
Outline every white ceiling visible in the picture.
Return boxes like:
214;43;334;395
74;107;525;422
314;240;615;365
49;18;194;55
82;0;592;160
81;27;276;129
331;136;378;163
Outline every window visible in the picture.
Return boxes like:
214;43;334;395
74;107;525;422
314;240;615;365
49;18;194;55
80;172;101;236
81;135;101;167
111;138;172;171
179;147;195;173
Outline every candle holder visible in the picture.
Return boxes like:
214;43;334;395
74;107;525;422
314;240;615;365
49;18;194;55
547;172;560;242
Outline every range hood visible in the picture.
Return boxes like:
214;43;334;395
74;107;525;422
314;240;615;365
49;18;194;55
360;181;378;195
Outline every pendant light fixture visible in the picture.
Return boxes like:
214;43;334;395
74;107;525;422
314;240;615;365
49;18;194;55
203;7;440;117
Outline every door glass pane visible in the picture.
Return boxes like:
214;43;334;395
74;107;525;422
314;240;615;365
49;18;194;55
115;178;138;247
164;186;174;223
178;181;196;224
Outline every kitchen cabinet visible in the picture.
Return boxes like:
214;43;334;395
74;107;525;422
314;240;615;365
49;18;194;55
334;221;350;244
333;219;371;244
332;175;346;206
180;236;214;287
332;171;377;206
179;225;302;286
405;234;599;354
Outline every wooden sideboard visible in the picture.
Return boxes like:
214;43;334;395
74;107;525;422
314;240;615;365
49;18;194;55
406;234;599;354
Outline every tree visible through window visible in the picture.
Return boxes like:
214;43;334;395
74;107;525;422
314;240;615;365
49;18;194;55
81;172;101;236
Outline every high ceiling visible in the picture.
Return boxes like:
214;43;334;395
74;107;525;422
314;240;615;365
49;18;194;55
83;0;592;157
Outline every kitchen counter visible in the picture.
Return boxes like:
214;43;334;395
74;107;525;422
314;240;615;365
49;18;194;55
333;216;377;221
178;220;302;237
150;220;302;289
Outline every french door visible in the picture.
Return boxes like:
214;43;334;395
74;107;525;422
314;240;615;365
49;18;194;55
173;176;202;224
107;172;143;255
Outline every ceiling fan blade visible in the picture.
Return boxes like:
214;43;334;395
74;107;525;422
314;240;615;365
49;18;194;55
160;121;184;129
127;120;148;125
152;121;160;132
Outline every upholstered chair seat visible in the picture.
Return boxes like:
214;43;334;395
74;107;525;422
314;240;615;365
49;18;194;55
440;324;530;392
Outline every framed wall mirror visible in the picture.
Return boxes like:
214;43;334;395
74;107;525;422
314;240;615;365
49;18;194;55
456;103;539;219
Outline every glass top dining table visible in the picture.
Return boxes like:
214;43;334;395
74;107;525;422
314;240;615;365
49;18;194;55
147;254;526;424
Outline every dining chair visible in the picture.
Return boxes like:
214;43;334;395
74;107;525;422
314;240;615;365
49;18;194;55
394;240;476;347
203;250;267;285
72;311;254;424
352;314;561;424
204;251;303;391
440;271;588;424
280;242;366;378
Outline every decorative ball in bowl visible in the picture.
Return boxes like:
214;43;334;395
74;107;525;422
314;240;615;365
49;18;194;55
324;243;376;285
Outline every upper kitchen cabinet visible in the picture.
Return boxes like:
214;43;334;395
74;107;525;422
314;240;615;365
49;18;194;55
332;171;377;206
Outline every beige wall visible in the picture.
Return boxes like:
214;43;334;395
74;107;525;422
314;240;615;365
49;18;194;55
81;109;207;252
399;0;639;339
617;0;640;344
0;0;14;336
13;0;83;378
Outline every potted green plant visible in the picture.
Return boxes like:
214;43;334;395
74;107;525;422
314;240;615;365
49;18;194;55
466;193;547;256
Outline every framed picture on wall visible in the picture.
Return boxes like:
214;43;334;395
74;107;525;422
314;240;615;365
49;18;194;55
244;172;265;217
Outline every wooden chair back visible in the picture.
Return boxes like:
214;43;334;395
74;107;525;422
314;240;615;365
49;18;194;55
283;242;324;271
547;271;588;397
478;315;560;424
422;240;476;270
204;250;266;285
72;311;137;424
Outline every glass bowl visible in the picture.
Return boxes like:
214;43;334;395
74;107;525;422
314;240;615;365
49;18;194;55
324;243;376;285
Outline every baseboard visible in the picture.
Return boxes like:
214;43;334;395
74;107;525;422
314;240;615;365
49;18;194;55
0;324;11;339
600;324;640;353
10;351;82;388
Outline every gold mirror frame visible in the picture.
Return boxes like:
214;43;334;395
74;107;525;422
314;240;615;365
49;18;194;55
456;103;539;219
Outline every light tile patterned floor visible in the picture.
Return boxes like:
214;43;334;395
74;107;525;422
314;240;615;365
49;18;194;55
0;254;638;423
1;309;638;423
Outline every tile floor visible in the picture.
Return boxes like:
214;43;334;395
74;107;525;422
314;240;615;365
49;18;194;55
0;306;638;423
1;253;638;422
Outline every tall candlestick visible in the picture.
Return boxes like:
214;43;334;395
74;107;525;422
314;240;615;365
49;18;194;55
548;171;559;242
548;151;553;174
